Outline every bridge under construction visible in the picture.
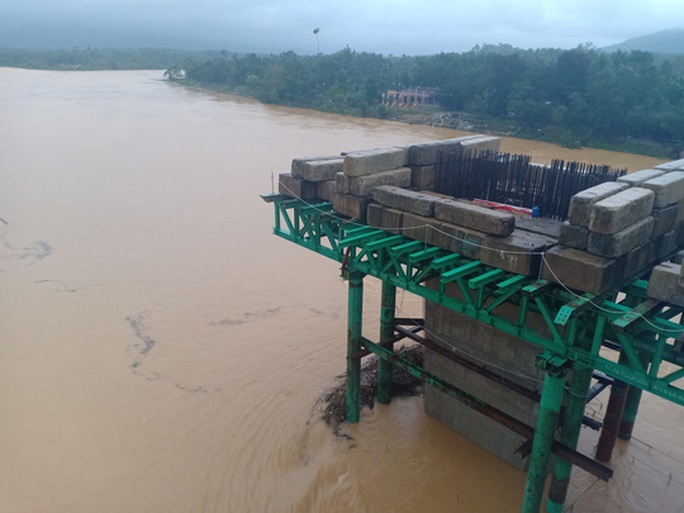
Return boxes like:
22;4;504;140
263;135;684;512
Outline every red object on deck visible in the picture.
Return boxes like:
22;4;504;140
473;199;533;216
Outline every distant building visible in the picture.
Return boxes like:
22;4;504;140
383;87;439;108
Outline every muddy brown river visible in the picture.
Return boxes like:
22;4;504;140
0;68;682;513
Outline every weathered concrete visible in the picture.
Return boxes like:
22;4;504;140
617;168;665;187
460;135;501;154
372;185;437;217
651;204;678;238
588;187;655;235
316;179;336;201
647;262;684;307
514;216;562;239
291;155;340;177
559;222;589;250
652;230;678;262
542;246;621;295
401;212;483;259
624;241;653;277
278;173;317;200
407;135;484;166
292;157;344;182
588;216;655;258
479;230;555;276
335;172;351;194
434;198;515;237
343;147;407;177
410;165;435;189
367;204;404;234
642;171;684;208
655;158;684;172
333;193;372;220
568;181;629;227
424;282;547;469
349;167;412;196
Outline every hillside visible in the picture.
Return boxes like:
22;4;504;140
603;29;684;55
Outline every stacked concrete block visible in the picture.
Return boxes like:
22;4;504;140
373;185;438;216
547;161;684;294
647;262;684;307
407;135;501;166
291;156;344;181
349;167;411;196
616;168;665;187
278;173;318;200
316;180;336;202
434;198;515;237
655;158;684;172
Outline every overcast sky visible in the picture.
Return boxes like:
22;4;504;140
1;0;683;54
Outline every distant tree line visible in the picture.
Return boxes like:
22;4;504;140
0;47;210;71
3;45;684;155
169;45;684;155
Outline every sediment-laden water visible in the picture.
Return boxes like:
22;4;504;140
0;68;681;513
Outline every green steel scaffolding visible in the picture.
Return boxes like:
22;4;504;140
264;194;684;513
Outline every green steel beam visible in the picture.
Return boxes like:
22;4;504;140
270;199;684;407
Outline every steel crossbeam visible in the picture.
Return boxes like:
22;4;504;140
267;197;684;406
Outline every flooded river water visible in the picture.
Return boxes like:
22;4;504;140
0;68;681;512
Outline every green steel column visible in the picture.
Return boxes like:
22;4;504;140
617;385;644;440
377;281;396;405
346;271;364;423
596;352;629;463
521;362;566;513
618;351;650;440
546;365;593;513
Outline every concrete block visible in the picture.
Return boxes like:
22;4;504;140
642;171;684;208
278;173;317;200
514;217;562;239
316;180;335;201
291;157;344;182
460;135;501;154
343;147;407;177
588;216;655;258
407;135;485;166
401;212;483;259
652;230;678;262
410;165;435;189
333;193;371;220
366;203;403;234
372;185;438;217
434;198;515;237
479;230;556;276
647;262;684;307
559;221;589;250
651;204;678;237
624;242;653;277
291;155;340;177
568;181;629;227
655;159;684;172
588;187;655;235
617;168;665;187
672;249;684;264
349;167;411;196
335;172;351;194
541;246;621;295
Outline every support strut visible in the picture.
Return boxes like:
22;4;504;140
346;271;364;423
377;281;396;405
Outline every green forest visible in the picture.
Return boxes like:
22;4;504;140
2;45;684;156
168;45;684;156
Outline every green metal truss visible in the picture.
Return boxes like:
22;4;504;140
265;195;684;407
